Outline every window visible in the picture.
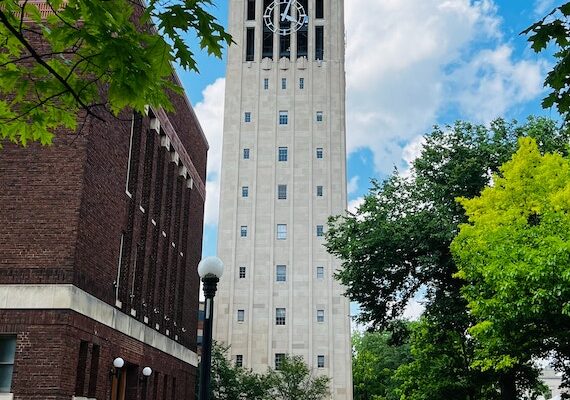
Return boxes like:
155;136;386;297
317;309;325;322
264;78;269;90
297;22;308;58
243;148;250;159
278;184;287;200
316;225;324;237
277;224;287;240
278;147;288;161
276;308;286;325
263;17;273;59
242;186;249;198
0;336;16;393
317;266;325;279
236;355;243;367
316;147;323;159
282;78;287;90
241;226;248;237
246;27;255;61
299;78;305;89
316;186;323;197
279;1;291;58
316;111;323;122
244;112;251;123
315;26;324;60
317;355;325;368
316;0;324;19
239;266;246;279
237;309;245;322
247;0;256;20
276;265;287;282
275;353;285;370
279;111;288;125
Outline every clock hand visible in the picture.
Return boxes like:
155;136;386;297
281;14;296;23
281;0;293;21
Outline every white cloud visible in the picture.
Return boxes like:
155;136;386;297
347;196;365;215
534;0;555;15
347;176;360;195
403;297;426;321
194;77;226;226
345;0;546;175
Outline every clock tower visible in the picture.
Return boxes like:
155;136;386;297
214;1;352;398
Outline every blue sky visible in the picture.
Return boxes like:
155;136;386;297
176;1;559;307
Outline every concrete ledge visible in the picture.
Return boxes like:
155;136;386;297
0;393;14;400
0;284;198;367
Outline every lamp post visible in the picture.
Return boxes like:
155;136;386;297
197;256;224;400
141;367;152;400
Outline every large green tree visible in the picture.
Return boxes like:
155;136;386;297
326;117;569;398
265;355;330;400
452;137;570;395
0;0;231;145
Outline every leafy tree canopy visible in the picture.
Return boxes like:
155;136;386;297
0;0;231;146
265;355;330;400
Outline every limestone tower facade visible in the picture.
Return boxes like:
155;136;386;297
214;1;352;398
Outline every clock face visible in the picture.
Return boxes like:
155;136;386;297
263;0;308;36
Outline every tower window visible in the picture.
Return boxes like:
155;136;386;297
244;112;252;122
242;186;249;198
316;147;323;159
279;1;291;58
277;224;287;240
247;0;256;20
315;26;324;60
279;111;288;125
278;184;287;200
239;266;246;279
276;265;287;282
299;78;305;89
316;111;323;122
317;266;325;279
246;27;255;61
263;24;273;59
316;0;324;19
237;309;245;322
275;353;285;370
236;354;244;367
316;186;323;197
282;78;287;90
316;225;324;237
278;147;288;161
264;78;269;90
317;309;325;322
276;308;286;325
243;148;250;159
317;355;325;368
0;336;16;393
241;226;248;237
297;23;308;58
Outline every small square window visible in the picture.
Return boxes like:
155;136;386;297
242;186;249;198
317;309;325;322
237;309;245;322
236;354;243;367
276;308;286;325
278;184;287;200
275;353;285;370
276;265;287;282
239;266;246;279
279;111;288;125
243;148;250;159
277;224;287;240
299;77;305;89
241;226;248;237
245;112;252;123
282;78;287;90
317;355;325;368
316;147;323;159
264;78;269;90
316;225;324;237
278;147;288;162
316;266;325;279
316;111;323;122
316;186;323;197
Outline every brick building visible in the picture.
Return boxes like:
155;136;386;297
0;67;208;399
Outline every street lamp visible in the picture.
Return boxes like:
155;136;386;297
197;256;224;400
141;367;152;400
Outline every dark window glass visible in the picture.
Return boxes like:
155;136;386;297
75;341;89;395
275;353;285;370
87;344;100;397
317;355;325;368
247;0;256;20
243;148;250;159
315;26;324;60
297;25;308;58
246;28;255;61
280;34;290;59
236;355;243;367
299;0;308;16
262;0;274;59
0;336;16;393
316;0;324;19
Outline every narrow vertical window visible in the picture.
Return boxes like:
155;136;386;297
317;309;325;322
277;185;287;200
236;355;244;367
316;111;323;122
315;26;324;60
243;148;250;159
297;21;308;58
237;309;245;322
299;78;305;89
316;186;323;197
0;336;16;393
242;186;249;198
246;27;255;61
278;147;288;161
115;233;125;305
75;341;89;396
282;78;287;90
275;308;286;325
263;20;274;59
247;0;256;20
316;0;324;19
317;355;325;368
277;224;287;240
241;226;248;237
279;1;291;58
275;353;285;370
239;266;247;279
87;344;100;397
264;78;269;90
276;265;287;282
316;266;325;279
244;112;252;122
316;147;323;159
316;225;324;237
279;111;288;125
